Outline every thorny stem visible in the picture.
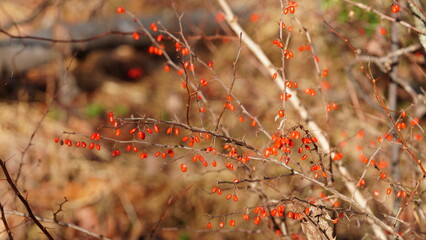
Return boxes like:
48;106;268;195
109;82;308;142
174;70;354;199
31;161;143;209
215;33;243;132
82;115;399;237
216;0;393;238
324;21;426;177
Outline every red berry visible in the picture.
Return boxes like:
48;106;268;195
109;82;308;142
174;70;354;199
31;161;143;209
200;78;208;87
132;32;140;40
233;194;238;202
174;128;180;135
154;125;160;133
156;34;163;42
163;65;170;72
108;112;114;123
180;164;187;172
150;22;158;32
254;216;261;225
137;131;145;140
391;4;400;13
166;127;172;135
116;7;125;14
272;73;278;79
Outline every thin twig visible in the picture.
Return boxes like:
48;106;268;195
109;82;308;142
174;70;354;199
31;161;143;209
215;32;243;132
0;159;53;240
342;0;426;35
0;203;13;240
324;21;426;176
0;29;137;43
149;185;193;239
4;210;111;240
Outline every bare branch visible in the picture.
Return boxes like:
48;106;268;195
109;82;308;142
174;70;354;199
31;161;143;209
215;0;394;238
4;210;111;240
0;159;53;240
0;203;13;240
